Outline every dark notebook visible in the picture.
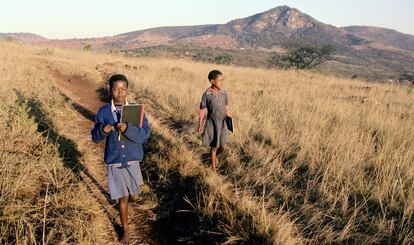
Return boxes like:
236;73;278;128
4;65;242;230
118;104;145;141
225;116;234;133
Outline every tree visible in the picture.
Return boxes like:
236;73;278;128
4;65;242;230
395;71;414;86
214;53;233;65
5;36;15;42
83;44;92;51
269;44;335;69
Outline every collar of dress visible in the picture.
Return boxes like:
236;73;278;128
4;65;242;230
207;87;225;96
111;99;129;122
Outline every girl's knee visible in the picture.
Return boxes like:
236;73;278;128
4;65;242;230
119;195;129;204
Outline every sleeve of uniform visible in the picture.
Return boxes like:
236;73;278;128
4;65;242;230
200;91;207;109
225;91;230;116
199;91;207;120
123;113;151;144
91;108;108;144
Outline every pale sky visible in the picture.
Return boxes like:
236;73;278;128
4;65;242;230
1;0;413;39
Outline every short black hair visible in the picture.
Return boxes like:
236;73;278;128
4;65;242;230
208;70;223;81
108;74;128;91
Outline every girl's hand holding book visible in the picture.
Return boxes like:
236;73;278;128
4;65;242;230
116;123;128;133
103;124;115;134
197;123;204;133
225;105;232;117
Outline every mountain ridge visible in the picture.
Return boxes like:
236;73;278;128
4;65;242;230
2;6;413;81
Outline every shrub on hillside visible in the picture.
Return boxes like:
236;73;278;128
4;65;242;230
269;44;335;69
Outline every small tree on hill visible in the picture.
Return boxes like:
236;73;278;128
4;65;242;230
269;44;335;69
214;53;233;65
83;44;92;51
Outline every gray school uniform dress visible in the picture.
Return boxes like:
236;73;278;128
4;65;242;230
106;160;144;200
200;88;230;147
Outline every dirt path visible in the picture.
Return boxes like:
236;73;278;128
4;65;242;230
48;69;159;244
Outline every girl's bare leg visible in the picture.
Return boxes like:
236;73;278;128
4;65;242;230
217;145;226;157
119;196;129;244
210;147;218;171
215;145;227;167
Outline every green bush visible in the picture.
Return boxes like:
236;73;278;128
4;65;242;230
269;45;335;69
214;53;233;65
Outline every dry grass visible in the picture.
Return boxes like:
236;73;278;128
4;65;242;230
0;43;107;244
1;41;413;244
122;53;414;243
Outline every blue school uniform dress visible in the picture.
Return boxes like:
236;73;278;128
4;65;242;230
91;99;151;200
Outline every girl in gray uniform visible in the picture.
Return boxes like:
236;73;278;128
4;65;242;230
198;70;231;171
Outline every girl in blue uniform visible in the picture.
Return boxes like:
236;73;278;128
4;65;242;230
91;74;151;244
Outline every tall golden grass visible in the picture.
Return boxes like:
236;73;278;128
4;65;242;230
1;41;413;244
0;43;107;244
123;52;414;243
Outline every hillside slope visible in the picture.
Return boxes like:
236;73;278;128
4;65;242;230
2;6;414;80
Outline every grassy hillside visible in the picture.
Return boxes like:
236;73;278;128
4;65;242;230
4;6;414;82
1;42;413;244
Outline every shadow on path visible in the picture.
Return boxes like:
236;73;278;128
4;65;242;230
13;89;124;239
